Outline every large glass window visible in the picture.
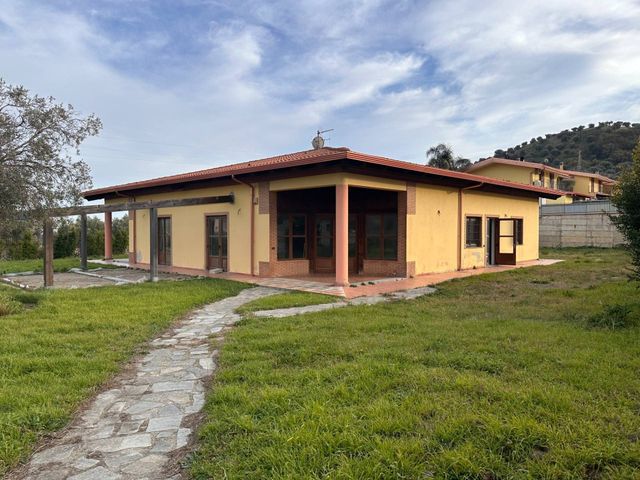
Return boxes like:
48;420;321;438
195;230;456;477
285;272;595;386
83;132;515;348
315;216;333;258
515;218;524;245
465;216;482;247
277;214;306;259
365;213;397;260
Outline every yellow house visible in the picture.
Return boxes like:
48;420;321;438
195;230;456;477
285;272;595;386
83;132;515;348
84;147;561;286
466;157;617;204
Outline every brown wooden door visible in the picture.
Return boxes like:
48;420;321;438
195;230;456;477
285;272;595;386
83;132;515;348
348;214;364;274
157;217;171;265
495;218;516;265
206;215;228;271
314;214;334;273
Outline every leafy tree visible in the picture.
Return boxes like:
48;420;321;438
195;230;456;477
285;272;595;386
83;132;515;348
426;144;455;170
611;138;640;280
0;79;101;240
52;215;129;259
454;157;472;171
426;144;470;171
0;225;40;260
113;215;129;255
53;218;78;258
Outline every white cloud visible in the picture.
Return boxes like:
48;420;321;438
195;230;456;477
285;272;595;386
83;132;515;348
0;0;639;189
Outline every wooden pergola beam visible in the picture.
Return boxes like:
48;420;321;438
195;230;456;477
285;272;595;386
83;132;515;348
48;194;235;216
42;193;235;287
43;219;54;287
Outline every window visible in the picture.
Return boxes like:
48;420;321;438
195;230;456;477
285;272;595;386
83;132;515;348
277;214;306;259
590;177;595;192
465;216;482;247
515;218;524;245
365;213;397;260
549;173;555;189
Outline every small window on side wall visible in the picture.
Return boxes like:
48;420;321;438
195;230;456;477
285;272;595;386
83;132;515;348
465;216;482;248
515;218;524;245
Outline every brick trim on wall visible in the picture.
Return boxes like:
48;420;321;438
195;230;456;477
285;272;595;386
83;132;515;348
406;182;416;215
258;182;270;214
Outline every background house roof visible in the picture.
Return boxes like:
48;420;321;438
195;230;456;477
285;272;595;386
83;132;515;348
467;157;617;184
83;147;563;200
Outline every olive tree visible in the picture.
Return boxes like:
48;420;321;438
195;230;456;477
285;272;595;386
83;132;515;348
0;78;101;239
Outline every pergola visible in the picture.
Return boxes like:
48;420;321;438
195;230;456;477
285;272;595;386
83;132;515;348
43;194;234;287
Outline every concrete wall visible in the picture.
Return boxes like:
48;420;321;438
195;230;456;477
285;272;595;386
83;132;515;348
539;200;625;248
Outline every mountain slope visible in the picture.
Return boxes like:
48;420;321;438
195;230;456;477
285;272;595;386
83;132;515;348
493;121;640;179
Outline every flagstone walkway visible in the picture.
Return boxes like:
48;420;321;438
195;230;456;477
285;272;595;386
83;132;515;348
14;286;281;480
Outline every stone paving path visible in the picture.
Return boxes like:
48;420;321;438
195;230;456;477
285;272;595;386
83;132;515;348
253;286;436;318
15;286;281;480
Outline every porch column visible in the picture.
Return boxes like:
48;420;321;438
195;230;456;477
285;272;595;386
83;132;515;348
335;183;349;286
80;213;88;271
149;207;159;282
104;211;113;260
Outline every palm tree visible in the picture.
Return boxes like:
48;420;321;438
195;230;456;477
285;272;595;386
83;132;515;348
426;144;455;170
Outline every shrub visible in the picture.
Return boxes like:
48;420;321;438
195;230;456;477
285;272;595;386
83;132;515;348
0;294;21;317
587;304;637;330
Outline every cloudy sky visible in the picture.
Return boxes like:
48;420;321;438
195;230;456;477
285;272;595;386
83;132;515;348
1;0;640;189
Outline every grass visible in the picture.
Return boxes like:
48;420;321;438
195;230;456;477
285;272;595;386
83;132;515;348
190;248;640;480
0;278;248;475
236;291;339;314
0;257;119;274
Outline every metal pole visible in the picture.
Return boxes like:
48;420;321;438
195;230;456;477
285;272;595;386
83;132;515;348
43;218;54;287
80;213;88;271
149;207;159;282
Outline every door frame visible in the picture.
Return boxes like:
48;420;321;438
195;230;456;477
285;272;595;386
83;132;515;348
157;215;172;266
495;218;517;265
204;213;229;272
486;216;498;266
312;213;335;273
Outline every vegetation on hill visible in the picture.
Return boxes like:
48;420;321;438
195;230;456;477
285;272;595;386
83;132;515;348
493;121;640;179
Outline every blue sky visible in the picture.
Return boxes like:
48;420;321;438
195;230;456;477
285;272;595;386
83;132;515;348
1;0;640;189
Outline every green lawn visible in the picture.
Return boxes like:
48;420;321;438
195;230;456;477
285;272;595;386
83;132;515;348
0;278;248;475
0;257;118;274
236;291;340;314
191;248;640;479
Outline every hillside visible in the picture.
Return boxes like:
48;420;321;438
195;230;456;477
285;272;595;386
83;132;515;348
493;121;640;179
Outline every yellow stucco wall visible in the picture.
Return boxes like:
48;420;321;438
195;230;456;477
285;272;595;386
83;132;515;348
472;163;534;185
107;184;262;275
112;171;541;277
460;190;539;269
406;185;459;274
572;175;599;195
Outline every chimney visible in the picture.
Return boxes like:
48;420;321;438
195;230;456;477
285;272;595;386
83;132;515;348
559;162;564;170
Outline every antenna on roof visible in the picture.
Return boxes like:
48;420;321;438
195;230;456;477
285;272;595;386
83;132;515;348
312;129;333;150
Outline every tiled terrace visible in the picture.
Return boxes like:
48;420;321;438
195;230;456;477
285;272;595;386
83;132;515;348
91;259;561;298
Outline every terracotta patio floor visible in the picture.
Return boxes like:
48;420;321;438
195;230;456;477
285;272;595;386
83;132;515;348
219;259;562;298
93;258;562;298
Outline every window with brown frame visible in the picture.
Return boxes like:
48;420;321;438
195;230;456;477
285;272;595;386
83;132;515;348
365;213;397;260
277;214;306;259
465;216;482;247
515;218;524;245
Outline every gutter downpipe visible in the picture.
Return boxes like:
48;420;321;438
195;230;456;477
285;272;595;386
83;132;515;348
457;182;484;271
231;175;256;276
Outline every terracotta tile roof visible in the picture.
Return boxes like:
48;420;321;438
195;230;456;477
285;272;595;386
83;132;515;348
83;147;563;200
467;157;617;183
